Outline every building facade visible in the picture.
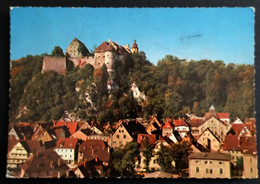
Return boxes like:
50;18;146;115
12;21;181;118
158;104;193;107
189;152;231;179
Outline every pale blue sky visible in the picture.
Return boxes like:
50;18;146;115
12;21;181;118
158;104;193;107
11;7;254;65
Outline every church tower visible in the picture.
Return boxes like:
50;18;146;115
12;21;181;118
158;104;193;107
131;40;139;53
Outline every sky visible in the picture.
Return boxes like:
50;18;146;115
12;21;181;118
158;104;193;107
10;7;254;65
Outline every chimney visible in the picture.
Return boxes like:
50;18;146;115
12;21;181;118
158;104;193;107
84;161;86;167
95;157;98;162
23;135;26;140
92;148;94;156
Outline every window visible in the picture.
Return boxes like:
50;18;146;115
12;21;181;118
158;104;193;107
153;160;157;164
250;158;252;162
123;135;126;138
205;161;208;164
251;168;253;172
209;161;212;164
117;135;119;138
196;167;199;173
210;169;213;174
119;130;121;133
220;168;223;174
122;130;124;133
71;150;72;152
206;168;209;173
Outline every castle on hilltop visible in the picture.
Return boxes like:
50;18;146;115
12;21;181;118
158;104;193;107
42;38;139;75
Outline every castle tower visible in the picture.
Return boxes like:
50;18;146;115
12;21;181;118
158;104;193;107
209;105;216;117
131;40;139;53
66;38;90;58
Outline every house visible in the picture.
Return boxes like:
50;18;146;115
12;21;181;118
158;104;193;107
111;120;146;148
189;152;231;179
7;140;40;169
78;140;110;166
221;134;257;167
162;119;173;137
54;138;78;164
198;116;229;141
204;105;230;124
20;149;69;178
243;149;258;178
41;56;66;75
173;118;190;138
197;128;221;152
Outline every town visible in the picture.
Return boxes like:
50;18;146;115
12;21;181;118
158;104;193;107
7;105;257;178
8;38;257;179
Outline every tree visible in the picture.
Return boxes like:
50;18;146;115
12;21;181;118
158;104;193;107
170;141;192;172
141;138;154;172
156;144;173;172
52;46;64;57
112;141;140;177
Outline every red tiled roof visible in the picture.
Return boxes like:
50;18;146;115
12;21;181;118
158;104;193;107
231;124;247;135
163;121;173;129
204;112;230;119
174;119;189;127
239;136;256;152
188;119;204;127
222;134;240;151
54;120;66;128
67;121;79;135
222;134;256;153
95;42;115;53
78;140;110;162
55;138;78;149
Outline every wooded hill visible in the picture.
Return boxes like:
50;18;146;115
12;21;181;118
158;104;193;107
10;49;255;125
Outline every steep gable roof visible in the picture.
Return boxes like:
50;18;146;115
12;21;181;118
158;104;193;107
121;121;147;139
162;120;173;129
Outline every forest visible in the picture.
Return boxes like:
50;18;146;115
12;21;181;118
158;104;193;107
10;47;255;125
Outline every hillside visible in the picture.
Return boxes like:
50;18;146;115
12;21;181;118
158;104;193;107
10;51;255;125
